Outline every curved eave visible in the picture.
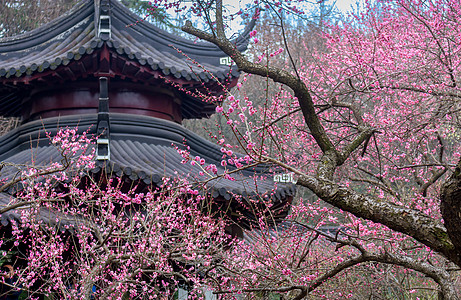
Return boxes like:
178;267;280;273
0;27;239;84
0;114;296;203
0;0;250;82
107;27;240;80
0;14;97;79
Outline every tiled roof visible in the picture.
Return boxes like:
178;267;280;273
0;0;254;119
0;114;295;227
0;0;251;81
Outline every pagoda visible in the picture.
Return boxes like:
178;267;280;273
0;0;295;233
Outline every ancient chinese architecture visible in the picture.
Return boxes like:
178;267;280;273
0;0;294;233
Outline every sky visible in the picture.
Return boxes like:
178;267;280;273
154;0;365;35
214;0;363;34
220;0;363;26
335;0;360;13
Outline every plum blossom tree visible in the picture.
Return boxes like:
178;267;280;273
0;128;233;299
3;0;461;299
147;0;461;298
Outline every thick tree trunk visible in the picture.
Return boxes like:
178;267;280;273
440;166;461;266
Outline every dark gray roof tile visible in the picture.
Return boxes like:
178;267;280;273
0;0;251;83
0;114;294;207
